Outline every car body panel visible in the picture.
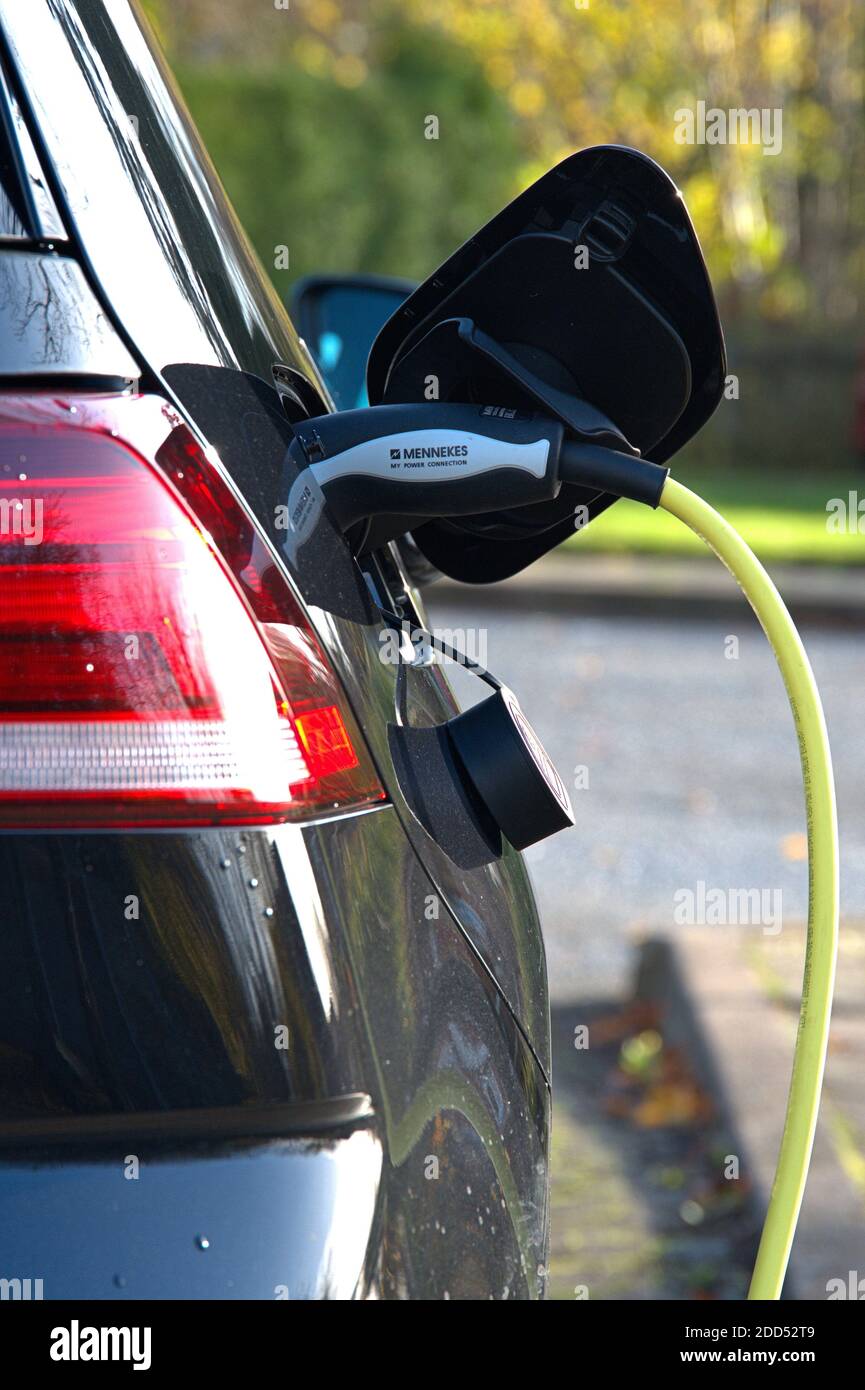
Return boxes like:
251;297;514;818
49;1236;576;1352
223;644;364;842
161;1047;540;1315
0;1129;384;1301
0;0;552;1298
0;250;139;379
0;811;549;1298
0;0;551;1075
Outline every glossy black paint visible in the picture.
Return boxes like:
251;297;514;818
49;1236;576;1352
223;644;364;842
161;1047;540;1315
0;0;554;1298
0;812;549;1298
0;250;138;379
1;0;311;390
0;45;66;239
0;1130;384;1300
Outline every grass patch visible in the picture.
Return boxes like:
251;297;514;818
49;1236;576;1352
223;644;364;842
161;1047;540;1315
567;464;865;566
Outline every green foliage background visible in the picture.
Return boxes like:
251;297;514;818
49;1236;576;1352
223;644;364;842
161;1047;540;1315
138;0;865;487
141;0;865;326
147;10;526;284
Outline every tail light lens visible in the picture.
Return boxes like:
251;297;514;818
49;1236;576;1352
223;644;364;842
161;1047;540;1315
0;393;385;827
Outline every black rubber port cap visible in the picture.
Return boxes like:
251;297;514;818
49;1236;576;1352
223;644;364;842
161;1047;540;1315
446;687;574;850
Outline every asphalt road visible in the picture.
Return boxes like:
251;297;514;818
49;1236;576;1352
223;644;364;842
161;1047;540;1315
425;600;865;1002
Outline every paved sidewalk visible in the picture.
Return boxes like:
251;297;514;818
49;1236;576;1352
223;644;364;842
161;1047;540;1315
548;982;760;1301
670;921;865;1299
548;928;865;1301
433;553;864;626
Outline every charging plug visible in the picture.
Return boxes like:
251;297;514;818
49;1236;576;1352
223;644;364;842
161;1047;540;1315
282;401;670;561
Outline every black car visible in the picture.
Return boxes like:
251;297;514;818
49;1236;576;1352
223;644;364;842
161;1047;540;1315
0;0;551;1300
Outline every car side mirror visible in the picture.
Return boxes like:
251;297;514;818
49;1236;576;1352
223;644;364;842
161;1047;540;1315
292;274;415;412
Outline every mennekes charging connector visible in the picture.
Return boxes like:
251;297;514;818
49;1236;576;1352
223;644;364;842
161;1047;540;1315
280;399;664;861
282;400;668;560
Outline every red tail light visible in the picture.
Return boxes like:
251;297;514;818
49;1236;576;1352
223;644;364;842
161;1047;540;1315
0;393;385;827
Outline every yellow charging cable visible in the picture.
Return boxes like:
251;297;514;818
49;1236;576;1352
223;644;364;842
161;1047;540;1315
658;477;839;1300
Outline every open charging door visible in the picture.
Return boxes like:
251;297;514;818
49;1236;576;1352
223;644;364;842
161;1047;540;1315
367;145;726;582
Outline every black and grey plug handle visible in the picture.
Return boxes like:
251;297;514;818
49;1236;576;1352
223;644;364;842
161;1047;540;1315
282;401;668;556
284;403;565;551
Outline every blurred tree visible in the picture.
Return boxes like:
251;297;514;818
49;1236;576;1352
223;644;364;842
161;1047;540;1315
140;1;525;283
397;0;865;325
139;0;865;327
